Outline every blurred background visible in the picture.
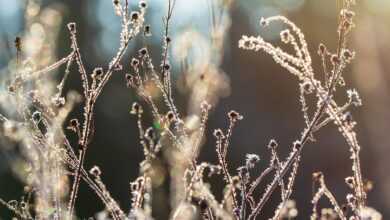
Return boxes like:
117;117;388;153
1;0;390;219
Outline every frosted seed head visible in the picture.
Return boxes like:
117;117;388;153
130;182;139;191
200;101;211;111
125;74;133;81
14;36;22;51
92;67;103;80
131;58;139;67
293;140;302;151
268;139;278;149
67;22;76;34
260;17;269;26
341;204;348;213
312;171;323;181
139;48;148;56
213;129;224;139
341;9;355;20
318;43;327;56
233;207;240;217
246;154;260;168
162;63;171;71
330;54;340;65
280;30;291;43
302;81;313;94
166;111;175;122
89;166;101;177
32;111;42;123
145;127;156;140
345;176;355;188
130;102;143;115
139;0;147;8
131;11;140;21
68;119;80;132
342;49;355;62
346;194;356;204
228;110;243;122
165;36;171;44
144;25;151;36
344;111;353;124
347;89;362;107
199;199;208;210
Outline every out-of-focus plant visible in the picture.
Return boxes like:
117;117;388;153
0;0;382;219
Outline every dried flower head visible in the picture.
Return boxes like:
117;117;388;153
213;129;224;139
144;25;151;36
131;11;140;21
280;29;291;43
200;101;211;111
162;63;171;71
321;208;337;220
345;176;355;188
139;47;148;56
131;58;140;67
346;194;356;204
268;139;278;149
130;102;143;115
89;166;102;177
139;0;147;8
293;140;302;151
14;36;22;51
347;89;362;107
342;49;355;62
330;54;340;65
245;154;260;168
92;67;103;80
312;171;323;181
341;9;355;20
145;127;156;140
67;22;76;34
8;85;15;93
165;111;175;122
165;36;171;44
228;110;243;122
343;111;353;124
318;43;327;56
32;111;42;123
260;17;269;26
68;119;80;132
302;81;314;94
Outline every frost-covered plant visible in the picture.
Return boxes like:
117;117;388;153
0;0;382;219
